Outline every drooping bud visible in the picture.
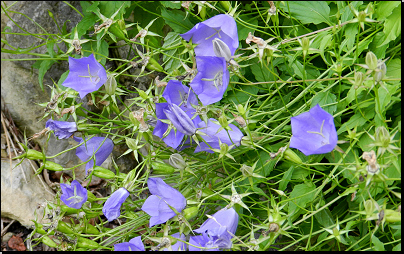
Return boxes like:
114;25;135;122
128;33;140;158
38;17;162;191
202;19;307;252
365;51;378;70
301;37;310;58
374;60;387;83
283;148;303;164
212;38;232;62
358;11;367;23
105;75;117;95
218;114;229;129
169;153;187;170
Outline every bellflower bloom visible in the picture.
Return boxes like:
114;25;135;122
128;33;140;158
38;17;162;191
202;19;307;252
190;207;239;251
62;54;107;99
103;187;130;221
73;136;114;175
195;118;243;153
153;80;201;149
180;14;238;58
114;236;145;251
190;56;230;105
141;178;186;227
46;119;77;139
60;180;88;209
289;104;338;156
163;233;186;251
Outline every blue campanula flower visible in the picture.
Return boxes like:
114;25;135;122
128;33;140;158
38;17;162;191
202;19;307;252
60;180;88;209
190;207;239;251
141;178;186;227
190;56;230;105
180;14;238;58
103;187;130;222
153;80;201;149
114;236;145;251
195;118;243;153
73;136;114;175
289;104;338;156
62;54;107;99
46;119;77;139
163;233;187;251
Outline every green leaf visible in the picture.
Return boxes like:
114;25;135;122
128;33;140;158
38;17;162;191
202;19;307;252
279;165;294;191
286;55;320;80
375;1;401;21
369;32;389;59
77;14;98;38
288;182;316;217
82;39;109;65
161;8;194;34
46;40;55;58
224;85;259;104
310;91;337;115
392;243;401;251
162;32;182;73
376;86;391;117
346;85;365;105
371;235;385;251
98;1;131;19
160;1;182;9
38;60;56;91
386;58;401;79
238;16;258;40
250;61;277;83
57;71;69;91
380;6;401;46
282;1;331;25
337;110;374;135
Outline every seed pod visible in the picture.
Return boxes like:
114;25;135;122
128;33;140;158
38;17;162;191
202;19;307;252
43;161;64;171
92;166;115;179
283;148;303;164
365;51;378;70
41;236;58;248
146;57;163;72
105;75;117;95
57;221;75;235
151;161;176;175
183;206;199;220
169;153;187;170
77;237;100;249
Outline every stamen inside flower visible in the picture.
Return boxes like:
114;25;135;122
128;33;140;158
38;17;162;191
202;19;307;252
307;120;329;145
205;28;222;40
201;71;223;91
78;64;100;85
66;185;84;205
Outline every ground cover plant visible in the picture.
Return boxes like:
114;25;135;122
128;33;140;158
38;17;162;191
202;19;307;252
2;1;401;251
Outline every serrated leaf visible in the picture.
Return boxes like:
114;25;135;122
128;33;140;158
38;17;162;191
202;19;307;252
282;1;331;25
162;32;182;72
310;91;337;115
386;58;401;79
288;182;316;216
250;61;277;82
375;1;401;21
380;6;401;46
161;8;194;34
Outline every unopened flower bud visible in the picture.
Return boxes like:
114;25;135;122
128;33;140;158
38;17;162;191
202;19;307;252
213;38;232;62
169;153;186;170
183;206;199;220
374;60;387;83
218;114;229;128
364;199;379;217
365;51;378;70
374;126;390;148
354;71;365;88
105;75;117;95
384;209;401;223
358;11;367;23
237;104;246;115
283;148;303;164
240;164;253;177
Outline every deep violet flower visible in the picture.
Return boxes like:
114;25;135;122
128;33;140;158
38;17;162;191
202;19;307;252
195;118;243;153
153;80;201;149
141;178;186;227
180;14;238;58
190;56;230;105
289;104;338;156
114;236;145;251
190;207;239;251
163;233;186;251
103;187;130;222
60;180;88;209
62;54;107;99
73;136;114;175
46;119;77;139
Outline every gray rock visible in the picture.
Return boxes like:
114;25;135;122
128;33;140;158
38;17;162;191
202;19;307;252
1;158;54;227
